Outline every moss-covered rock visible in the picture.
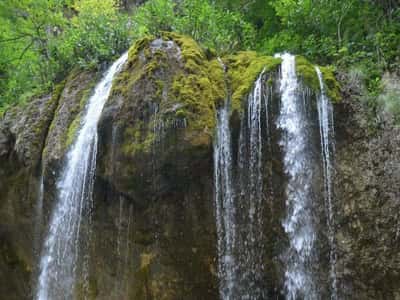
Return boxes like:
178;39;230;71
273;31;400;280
295;55;320;92
43;70;99;170
225;51;281;113
110;32;226;153
0;89;61;300
65;82;96;148
296;55;341;102
320;66;341;102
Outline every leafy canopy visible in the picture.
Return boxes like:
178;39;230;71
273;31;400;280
0;0;399;119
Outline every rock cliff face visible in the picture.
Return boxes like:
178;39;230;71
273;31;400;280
0;33;399;299
334;79;400;299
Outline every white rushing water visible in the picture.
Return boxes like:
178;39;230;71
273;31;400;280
214;99;237;299
237;71;267;299
214;69;270;299
247;71;264;225
276;53;316;299
34;174;44;258
316;66;338;300
36;52;128;300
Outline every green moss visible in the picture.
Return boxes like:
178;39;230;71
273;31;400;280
226;51;281;113
162;32;205;65
32;80;65;136
112;37;164;98
296;56;341;102
64;80;96;149
66;116;81;148
128;35;155;66
320;66;341;102
112;33;226;147
111;36;160;97
132;252;154;299
295;55;320;92
163;33;225;137
122;121;155;156
52;80;66;104
79;84;95;109
175;109;186;118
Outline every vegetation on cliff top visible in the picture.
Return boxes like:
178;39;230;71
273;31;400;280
112;32;227;155
1;0;399;120
295;56;341;102
226;52;281;112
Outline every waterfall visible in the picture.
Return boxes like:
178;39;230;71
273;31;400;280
214;99;237;299
276;53;316;299
36;52;128;300
316;66;338;300
34;174;44;259
33;173;44;292
237;71;267;299
214;69;269;299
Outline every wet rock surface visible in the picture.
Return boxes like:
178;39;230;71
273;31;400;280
334;94;400;299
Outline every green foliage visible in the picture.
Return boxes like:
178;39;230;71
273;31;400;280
1;0;399;122
0;0;256;113
132;0;256;53
174;0;255;52
0;0;67;111
133;0;176;34
0;0;131;112
216;0;399;118
63;0;133;68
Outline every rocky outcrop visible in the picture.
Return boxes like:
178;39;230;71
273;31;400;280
334;84;400;299
43;70;98;178
0;93;58;300
0;69;98;300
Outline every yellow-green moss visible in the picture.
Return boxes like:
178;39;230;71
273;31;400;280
112;37;164;98
33;80;66;137
122;121;155;156
52;80;66;104
64;82;96;149
166;34;225;144
75;277;98;300
226;51;281;113
175;109;186;118
295;55;320;92
295;55;341;102
112;33;226;143
163;33;226;135
66;116;81;147
162;32;206;64
320;66;341;102
127;35;155;66
132;252;154;299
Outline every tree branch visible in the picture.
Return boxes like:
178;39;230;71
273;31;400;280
0;34;31;43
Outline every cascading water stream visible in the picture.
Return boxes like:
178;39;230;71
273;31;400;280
214;64;270;299
34;174;44;259
36;52;128;300
33;172;45;291
316;66;338;300
276;53;316;299
214;99;237;299
237;71;268;299
246;71;264;228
